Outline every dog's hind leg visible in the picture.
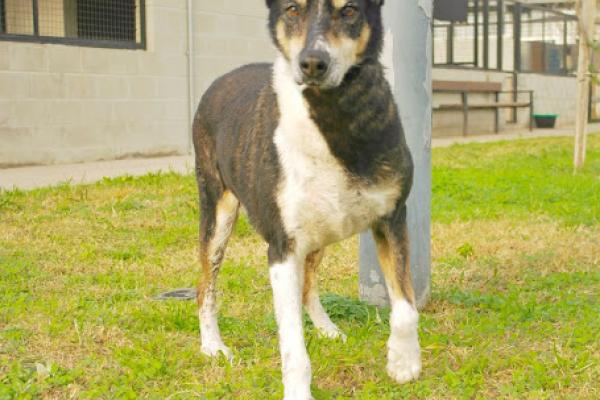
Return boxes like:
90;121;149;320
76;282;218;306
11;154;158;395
372;205;421;384
302;249;346;341
197;183;239;360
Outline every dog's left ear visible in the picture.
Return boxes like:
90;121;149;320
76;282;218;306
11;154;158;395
369;0;384;5
265;0;275;8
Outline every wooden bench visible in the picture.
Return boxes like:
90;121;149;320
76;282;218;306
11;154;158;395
432;80;534;136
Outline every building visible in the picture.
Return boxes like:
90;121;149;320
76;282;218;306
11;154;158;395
0;1;594;167
0;0;274;167
432;0;585;136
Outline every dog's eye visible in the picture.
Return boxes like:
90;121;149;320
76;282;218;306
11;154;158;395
286;5;300;18
341;5;358;18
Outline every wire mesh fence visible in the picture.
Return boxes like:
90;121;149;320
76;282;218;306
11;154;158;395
0;0;145;49
433;0;578;75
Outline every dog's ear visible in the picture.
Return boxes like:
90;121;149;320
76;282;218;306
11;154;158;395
265;0;275;8
370;0;384;5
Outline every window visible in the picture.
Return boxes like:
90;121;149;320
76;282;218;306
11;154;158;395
0;0;145;49
0;1;5;34
77;1;136;42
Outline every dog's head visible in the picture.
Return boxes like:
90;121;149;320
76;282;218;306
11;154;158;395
267;0;384;89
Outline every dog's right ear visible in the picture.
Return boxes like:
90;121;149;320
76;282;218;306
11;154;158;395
265;0;275;8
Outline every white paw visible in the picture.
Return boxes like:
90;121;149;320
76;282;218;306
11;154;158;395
387;336;421;384
201;341;233;361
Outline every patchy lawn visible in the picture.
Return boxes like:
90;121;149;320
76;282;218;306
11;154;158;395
1;136;599;399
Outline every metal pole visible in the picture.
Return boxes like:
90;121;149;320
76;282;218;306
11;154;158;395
140;0;147;49
513;3;522;124
514;3;522;71
497;0;504;70
32;0;39;37
483;0;489;69
359;0;432;309
563;17;568;74
542;10;546;72
474;0;480;67
0;0;6;33
431;22;436;65
186;0;195;155
448;23;454;65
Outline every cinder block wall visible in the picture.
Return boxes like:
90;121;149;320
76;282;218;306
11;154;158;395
518;73;577;128
193;1;275;100
0;0;275;167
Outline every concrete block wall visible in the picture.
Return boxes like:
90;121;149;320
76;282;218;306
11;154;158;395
518;72;577;127
0;0;580;165
0;0;276;167
192;0;275;104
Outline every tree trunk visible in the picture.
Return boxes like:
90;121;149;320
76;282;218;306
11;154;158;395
574;0;597;170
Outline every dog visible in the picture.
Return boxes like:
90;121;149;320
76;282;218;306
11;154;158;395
192;1;421;398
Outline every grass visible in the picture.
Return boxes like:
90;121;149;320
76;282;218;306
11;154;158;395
1;135;599;399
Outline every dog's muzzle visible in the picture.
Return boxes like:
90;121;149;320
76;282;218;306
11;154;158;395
299;49;331;86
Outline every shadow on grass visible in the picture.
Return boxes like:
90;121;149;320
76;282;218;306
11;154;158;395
311;293;390;326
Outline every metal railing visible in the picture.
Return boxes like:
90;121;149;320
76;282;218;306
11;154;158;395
433;0;578;75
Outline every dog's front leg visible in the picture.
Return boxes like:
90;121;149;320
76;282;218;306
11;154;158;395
269;247;313;400
372;205;422;384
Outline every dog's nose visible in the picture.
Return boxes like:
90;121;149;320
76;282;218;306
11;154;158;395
299;50;330;81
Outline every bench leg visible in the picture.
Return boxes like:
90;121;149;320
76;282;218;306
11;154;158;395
494;92;500;134
529;92;534;131
462;92;468;136
528;106;534;131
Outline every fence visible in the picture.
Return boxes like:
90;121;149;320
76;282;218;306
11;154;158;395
433;0;578;75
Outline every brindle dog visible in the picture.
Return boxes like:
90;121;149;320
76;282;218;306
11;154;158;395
193;1;421;398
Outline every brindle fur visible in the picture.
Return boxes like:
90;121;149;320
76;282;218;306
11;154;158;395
302;249;325;304
303;63;412;179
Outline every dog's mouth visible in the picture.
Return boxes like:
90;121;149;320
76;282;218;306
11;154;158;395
301;79;327;88
296;75;338;90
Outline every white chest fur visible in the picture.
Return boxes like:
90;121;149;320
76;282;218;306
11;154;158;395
272;57;400;253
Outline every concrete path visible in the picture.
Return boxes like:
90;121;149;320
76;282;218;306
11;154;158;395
1;125;599;191
0;156;194;191
433;123;600;148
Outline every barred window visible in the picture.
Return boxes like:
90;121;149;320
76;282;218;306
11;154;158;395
0;0;145;49
0;1;5;34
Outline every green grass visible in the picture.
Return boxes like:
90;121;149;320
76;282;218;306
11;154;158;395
432;137;600;225
1;136;599;399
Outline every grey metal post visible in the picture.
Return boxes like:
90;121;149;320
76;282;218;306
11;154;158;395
359;0;432;310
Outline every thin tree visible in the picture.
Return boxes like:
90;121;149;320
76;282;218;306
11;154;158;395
574;0;597;170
